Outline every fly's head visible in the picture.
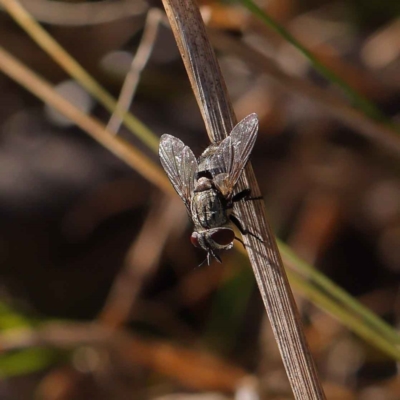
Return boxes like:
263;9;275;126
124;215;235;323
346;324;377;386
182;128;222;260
190;227;235;263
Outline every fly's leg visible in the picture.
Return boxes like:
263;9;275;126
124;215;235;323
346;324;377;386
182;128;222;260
196;250;221;268
197;258;208;268
230;214;264;243
232;188;263;203
211;249;222;264
234;235;246;249
231;189;264;243
232;188;251;202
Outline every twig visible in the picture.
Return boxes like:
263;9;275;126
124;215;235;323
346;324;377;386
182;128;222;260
107;8;165;135
160;1;326;399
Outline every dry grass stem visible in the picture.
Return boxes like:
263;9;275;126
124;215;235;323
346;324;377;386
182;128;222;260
162;2;236;143
107;8;166;135
161;0;325;398
0;46;171;194
0;0;159;152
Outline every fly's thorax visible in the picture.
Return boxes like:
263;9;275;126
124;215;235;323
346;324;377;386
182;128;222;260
194;177;213;193
191;227;235;252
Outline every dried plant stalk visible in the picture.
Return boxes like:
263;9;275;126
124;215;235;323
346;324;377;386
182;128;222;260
107;8;164;134
0;46;170;193
161;0;326;398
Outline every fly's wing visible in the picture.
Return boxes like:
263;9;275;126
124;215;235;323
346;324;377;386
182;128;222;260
159;134;197;212
210;113;258;189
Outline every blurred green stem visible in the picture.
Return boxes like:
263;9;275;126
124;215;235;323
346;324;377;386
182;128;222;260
239;0;394;126
288;269;400;359
281;242;400;352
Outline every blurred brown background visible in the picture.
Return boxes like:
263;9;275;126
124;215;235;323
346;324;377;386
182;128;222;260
0;0;399;399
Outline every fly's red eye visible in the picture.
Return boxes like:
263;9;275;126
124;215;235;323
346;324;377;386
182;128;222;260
190;232;200;247
210;228;234;246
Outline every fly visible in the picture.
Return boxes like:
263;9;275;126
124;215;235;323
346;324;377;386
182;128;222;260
159;113;259;264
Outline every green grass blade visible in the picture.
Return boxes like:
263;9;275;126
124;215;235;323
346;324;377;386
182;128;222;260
280;242;400;348
288;269;400;359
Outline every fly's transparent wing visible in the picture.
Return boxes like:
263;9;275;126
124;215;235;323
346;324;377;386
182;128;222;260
159;134;197;212
211;113;258;188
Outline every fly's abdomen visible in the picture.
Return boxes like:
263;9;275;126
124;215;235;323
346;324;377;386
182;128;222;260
191;189;229;229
